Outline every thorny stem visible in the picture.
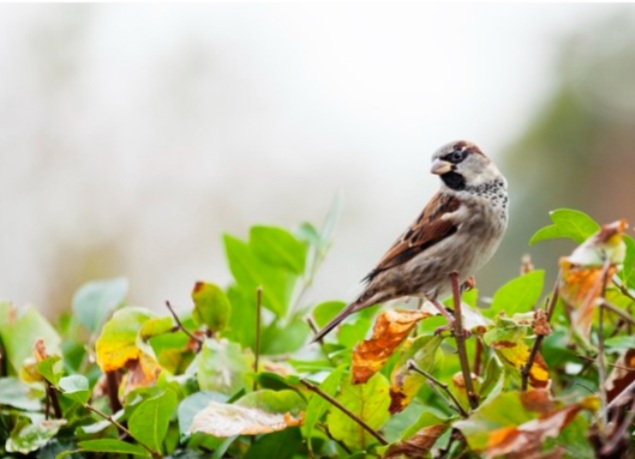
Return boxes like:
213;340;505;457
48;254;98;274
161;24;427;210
407;360;468;418
300;379;388;446
165;301;203;349
254;287;263;391
85;404;161;459
450;272;478;410
521;275;560;391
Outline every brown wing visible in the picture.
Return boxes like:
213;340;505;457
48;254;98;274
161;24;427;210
364;193;461;282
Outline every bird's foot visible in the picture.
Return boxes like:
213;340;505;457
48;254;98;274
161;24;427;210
434;320;471;338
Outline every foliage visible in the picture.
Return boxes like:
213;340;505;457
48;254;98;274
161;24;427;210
1;208;635;458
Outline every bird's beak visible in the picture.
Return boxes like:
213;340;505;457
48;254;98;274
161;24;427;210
430;159;453;175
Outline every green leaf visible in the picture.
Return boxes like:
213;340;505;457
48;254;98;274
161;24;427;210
327;372;391;450
302;365;347;441
178;391;229;435
223;234;289;316
530;209;600;245
59;375;90;405
0;377;42;411
529;224;562;245
191;281;231;333
621;235;635;285
236;389;306;415
139;316;175;341
604;335;635;353
0;305;61;375
77;439;150;457
36;356;64;387
128;389;178;453
488;270;545;317
197;338;253;396
250;226;308;274
244;427;304;459
6;418;66;454
312;301;346;328
72;277;128;333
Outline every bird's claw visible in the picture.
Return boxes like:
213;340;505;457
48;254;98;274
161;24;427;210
434;321;471;338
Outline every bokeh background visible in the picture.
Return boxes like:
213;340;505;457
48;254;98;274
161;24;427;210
2;3;635;317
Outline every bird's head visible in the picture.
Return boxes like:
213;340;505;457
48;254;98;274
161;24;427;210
430;140;503;191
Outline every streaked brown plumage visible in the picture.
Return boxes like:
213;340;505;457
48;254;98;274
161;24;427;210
312;140;508;342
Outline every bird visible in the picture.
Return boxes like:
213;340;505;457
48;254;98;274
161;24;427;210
312;140;508;343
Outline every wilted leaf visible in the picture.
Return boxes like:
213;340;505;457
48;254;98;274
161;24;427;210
352;310;430;384
328;373;391;450
484;316;550;389
381;423;449;459
605;348;635;403
95;307;154;372
488;271;545;317
178;391;229;435
129;389;178;453
120;353;162;396
197;338;254;395
389;335;443;413
559;219;628;342
72;277;128;334
192;281;231;333
6;418;66;454
189;400;302;437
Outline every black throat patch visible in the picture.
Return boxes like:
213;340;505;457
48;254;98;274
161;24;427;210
441;171;466;191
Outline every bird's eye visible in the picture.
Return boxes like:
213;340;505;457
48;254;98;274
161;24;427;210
450;150;466;163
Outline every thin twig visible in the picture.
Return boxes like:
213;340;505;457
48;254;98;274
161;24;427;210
599;300;635;326
165;301;203;348
85;404;161;458
450;272;478;410
300;379;388;446
574;354;635;372
598;259;612;428
605;378;635;414
407;360;468;418
521;275;560;391
615;280;635;305
254;287;263;391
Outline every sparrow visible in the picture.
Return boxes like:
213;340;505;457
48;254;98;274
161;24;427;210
312;140;508;342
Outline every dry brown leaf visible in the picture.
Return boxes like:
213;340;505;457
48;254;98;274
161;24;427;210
352;309;430;384
189;401;302;437
533;310;551;336
382;423;449;458
559;219;627;342
605;348;635;403
120;354;162;397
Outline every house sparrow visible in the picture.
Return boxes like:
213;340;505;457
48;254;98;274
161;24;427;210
312;140;508;342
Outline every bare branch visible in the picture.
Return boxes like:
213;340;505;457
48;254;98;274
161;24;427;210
450;272;478;410
165;300;203;349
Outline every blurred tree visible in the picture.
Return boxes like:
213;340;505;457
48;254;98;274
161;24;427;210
483;13;635;295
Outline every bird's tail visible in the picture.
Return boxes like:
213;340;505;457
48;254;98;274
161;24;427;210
310;300;365;343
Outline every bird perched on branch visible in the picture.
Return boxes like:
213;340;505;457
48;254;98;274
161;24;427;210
312;140;508;342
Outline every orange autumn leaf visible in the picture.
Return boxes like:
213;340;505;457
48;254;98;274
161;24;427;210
484;397;598;459
352;309;430;384
559;219;628;342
